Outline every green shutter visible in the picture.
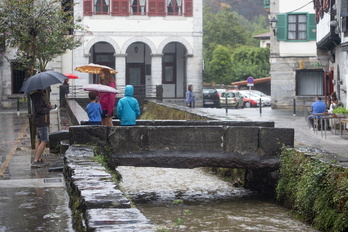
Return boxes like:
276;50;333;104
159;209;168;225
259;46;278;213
307;13;316;41
277;14;287;41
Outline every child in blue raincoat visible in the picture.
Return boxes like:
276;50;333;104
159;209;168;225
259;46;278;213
117;85;140;125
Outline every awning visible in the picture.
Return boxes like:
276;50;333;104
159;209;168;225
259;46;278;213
232;77;271;86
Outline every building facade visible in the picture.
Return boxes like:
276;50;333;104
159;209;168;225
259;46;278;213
267;0;323;110
314;0;347;108
0;0;203;108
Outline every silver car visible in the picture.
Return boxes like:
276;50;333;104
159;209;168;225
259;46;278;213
220;91;244;109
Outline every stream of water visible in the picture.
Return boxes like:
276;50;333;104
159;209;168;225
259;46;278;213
117;166;317;232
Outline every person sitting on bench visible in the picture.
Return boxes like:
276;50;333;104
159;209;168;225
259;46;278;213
308;96;327;130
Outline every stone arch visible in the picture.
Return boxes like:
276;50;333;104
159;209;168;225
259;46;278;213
84;37;121;56
121;37;156;54
158;37;193;55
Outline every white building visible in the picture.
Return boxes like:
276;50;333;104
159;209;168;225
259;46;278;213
267;0;323;110
0;0;203;108
314;0;347;108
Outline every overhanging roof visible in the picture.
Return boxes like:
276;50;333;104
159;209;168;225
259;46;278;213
231;77;271;86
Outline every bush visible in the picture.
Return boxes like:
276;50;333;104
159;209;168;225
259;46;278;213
332;106;348;114
276;148;348;232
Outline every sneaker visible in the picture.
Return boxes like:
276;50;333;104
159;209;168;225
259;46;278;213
38;159;44;164
31;161;44;168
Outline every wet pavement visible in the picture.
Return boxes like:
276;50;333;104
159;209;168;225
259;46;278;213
0;98;73;231
0;100;347;232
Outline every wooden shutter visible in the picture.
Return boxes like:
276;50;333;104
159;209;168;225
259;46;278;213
148;0;165;16
112;0;129;16
184;0;193;17
84;0;93;16
276;14;287;41
307;14;316;41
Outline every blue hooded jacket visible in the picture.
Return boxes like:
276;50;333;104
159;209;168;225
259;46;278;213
117;85;140;125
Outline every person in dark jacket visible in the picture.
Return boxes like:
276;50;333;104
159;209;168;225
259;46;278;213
117;85;140;125
30;89;53;168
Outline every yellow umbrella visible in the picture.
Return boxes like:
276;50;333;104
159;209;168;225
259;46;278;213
75;63;117;74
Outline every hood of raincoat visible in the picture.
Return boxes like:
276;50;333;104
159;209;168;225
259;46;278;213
125;85;134;97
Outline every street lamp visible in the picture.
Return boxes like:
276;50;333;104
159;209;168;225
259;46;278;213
270;17;278;35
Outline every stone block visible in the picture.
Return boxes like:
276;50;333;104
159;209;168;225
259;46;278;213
224;127;259;155
259;128;294;156
147;126;224;152
49;130;69;153
69;126;108;148
86;208;156;231
109;126;148;153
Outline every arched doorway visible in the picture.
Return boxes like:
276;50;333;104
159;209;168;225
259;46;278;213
89;42;115;83
162;42;187;98
126;42;151;98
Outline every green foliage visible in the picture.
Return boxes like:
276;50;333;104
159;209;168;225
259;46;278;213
230;46;270;82
209;45;232;84
203;4;270;84
332;106;348;114
0;0;86;74
276;148;348;232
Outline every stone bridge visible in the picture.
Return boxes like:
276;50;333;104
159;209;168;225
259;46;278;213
67;123;293;170
51;99;294;171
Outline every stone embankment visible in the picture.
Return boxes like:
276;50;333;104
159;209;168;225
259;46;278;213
64;145;156;232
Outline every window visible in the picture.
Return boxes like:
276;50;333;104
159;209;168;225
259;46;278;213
162;54;176;84
296;69;324;96
130;0;146;15
167;0;182;15
288;14;306;40
84;0;193;16
95;0;109;14
277;13;316;41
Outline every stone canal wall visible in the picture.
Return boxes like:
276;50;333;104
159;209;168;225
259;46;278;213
64;145;156;232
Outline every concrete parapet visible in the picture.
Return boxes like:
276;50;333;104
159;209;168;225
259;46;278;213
68;125;294;170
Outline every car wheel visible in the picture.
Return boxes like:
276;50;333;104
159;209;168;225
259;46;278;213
244;101;251;108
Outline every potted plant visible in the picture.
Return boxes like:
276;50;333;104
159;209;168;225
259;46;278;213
332;106;348;117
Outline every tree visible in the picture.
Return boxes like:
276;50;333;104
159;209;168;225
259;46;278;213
0;0;86;148
230;46;270;82
207;45;232;84
0;0;85;75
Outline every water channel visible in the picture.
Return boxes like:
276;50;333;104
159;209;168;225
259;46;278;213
117;166;317;232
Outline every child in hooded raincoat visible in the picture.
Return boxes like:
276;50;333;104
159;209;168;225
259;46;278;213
117;85;140;125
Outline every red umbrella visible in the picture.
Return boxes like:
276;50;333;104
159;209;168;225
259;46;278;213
64;73;79;79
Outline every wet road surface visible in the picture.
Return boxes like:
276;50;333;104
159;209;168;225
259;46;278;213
0;109;73;232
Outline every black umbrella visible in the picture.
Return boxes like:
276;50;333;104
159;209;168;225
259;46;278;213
19;71;67;93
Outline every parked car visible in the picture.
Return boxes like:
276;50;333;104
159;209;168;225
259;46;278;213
241;96;259;108
239;90;272;106
203;88;220;108
219;91;244;109
216;88;226;97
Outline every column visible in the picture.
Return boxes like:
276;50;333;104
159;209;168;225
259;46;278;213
150;54;163;98
115;54;127;94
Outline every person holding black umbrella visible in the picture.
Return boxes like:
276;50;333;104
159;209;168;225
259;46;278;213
30;89;53;168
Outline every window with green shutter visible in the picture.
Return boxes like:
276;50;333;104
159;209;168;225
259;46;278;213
276;13;316;41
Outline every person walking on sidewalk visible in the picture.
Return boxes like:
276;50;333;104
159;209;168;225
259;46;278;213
186;84;195;108
30;89;53;168
117;85;140;126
